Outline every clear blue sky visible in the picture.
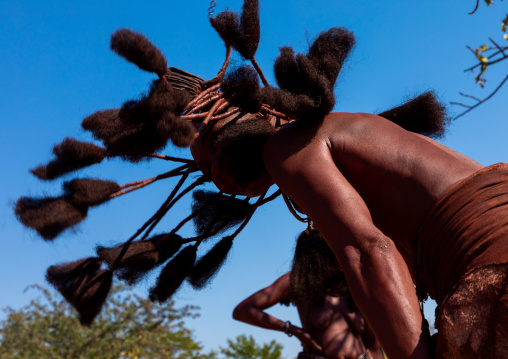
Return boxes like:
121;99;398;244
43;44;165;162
1;1;507;358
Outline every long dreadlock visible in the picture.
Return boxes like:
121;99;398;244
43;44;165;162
289;228;350;305
16;0;450;325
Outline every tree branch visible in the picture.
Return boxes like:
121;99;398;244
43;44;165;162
463;47;508;73
459;92;481;102
489;37;506;56
452;74;508;120
469;0;480;14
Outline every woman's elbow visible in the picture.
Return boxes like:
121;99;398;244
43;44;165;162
232;304;248;321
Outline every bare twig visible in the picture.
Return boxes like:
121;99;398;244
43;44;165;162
450;102;473;109
459;92;481;102
482;54;508;67
466;45;477;55
469;0;480;14
464;49;508;72
489;37;506;56
452;74;508;120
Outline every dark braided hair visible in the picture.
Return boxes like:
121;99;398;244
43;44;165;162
289;228;349;305
16;0;450;325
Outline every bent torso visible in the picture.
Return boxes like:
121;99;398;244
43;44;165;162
298;296;368;359
265;112;483;271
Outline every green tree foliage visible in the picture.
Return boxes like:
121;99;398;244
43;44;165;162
0;284;217;359
219;335;283;359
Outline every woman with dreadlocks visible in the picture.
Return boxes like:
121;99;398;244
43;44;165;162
16;0;507;357
190;2;508;359
233;229;384;359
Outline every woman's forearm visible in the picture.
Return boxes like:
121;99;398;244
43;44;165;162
340;235;432;359
233;305;290;332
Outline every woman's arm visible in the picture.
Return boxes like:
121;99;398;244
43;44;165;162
264;139;432;359
233;273;322;353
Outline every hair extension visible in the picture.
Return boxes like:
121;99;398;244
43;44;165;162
149;245;197;303
147;78;189;119
81;80;193;161
261;53;336;120
378;91;450;138
46;257;101;294
109;97;163;157
63;178;120;207
293;54;335;115
273;28;354;102
307;27;356;88
259;87;315;119
15;196;88;240
81;108;122;143
157;112;195;148
30;138;106;180
75;269;112;326
238;0;260;60
81;107;144;157
210;0;260;60
221;65;262;114
188;236;233;289
210;11;240;50
289;229;349;304
46;257;112;326
271;28;355;119
118;78;192;149
191;190;252;237
110;28;168;78
274;47;304;94
16;178;120;240
97;233;183;285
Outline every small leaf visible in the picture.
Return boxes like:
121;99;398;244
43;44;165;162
479;44;488;52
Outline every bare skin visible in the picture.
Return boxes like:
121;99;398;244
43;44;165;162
192;111;484;359
233;273;384;359
263;113;483;359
